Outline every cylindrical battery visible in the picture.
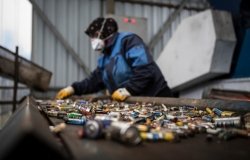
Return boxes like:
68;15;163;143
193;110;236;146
206;107;214;117
84;119;112;139
140;131;178;142
106;121;141;145
46;110;59;117
65;117;86;125
213;116;241;127
212;108;223;116
57;111;67;119
67;112;83;119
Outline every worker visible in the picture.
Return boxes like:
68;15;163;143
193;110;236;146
56;17;172;101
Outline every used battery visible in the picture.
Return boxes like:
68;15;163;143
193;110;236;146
106;121;141;145
84;120;111;139
67;112;83;119
213;116;241;127
212;108;223;116
65;117;87;125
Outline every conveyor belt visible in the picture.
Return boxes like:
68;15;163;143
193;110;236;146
46;95;250;160
1;96;250;160
49;117;250;160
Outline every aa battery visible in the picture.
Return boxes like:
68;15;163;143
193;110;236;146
182;105;197;111
77;106;92;115
65;117;87;125
67;112;83;119
202;115;213;122
46;110;59;117
206;128;222;135
140;131;178;142
106;121;141;145
136;124;150;132
212;108;223;116
206;107;214;117
46;110;67;118
221;111;237;117
213;116;241;127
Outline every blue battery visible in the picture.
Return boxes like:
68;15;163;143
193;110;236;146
212;108;223;116
153;111;162;117
182;105;196;111
202;115;213;122
152;133;160;141
66;117;87;125
131;111;139;118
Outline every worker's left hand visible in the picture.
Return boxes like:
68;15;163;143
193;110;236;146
111;88;131;101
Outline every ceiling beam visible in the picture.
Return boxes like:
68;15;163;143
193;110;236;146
116;0;208;11
107;0;115;14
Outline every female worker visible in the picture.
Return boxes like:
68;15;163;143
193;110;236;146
56;17;172;101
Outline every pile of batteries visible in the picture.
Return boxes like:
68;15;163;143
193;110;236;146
38;99;250;145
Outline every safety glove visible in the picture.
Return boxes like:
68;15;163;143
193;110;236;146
111;88;131;101
56;86;74;99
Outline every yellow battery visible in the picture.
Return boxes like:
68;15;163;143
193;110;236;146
136;125;149;132
176;121;183;126
145;118;151;125
221;111;236;117
140;132;148;140
206;107;214;116
163;132;175;141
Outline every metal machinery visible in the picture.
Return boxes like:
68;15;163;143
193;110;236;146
0;45;52;116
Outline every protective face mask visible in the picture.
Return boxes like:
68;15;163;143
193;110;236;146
91;18;107;52
91;38;104;51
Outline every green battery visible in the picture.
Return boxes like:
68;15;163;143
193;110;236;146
67;112;83;119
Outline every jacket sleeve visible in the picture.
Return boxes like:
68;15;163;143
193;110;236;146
120;34;155;95
71;67;105;95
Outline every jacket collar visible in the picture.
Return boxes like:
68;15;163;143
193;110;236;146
103;32;119;55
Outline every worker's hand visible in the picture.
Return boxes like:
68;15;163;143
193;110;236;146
56;86;74;99
111;88;131;101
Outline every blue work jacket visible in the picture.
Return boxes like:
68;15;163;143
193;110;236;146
72;32;171;97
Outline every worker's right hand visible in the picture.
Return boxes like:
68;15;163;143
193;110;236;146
111;88;131;101
56;86;74;99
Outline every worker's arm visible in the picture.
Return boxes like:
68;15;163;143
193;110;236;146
120;34;155;95
71;67;105;95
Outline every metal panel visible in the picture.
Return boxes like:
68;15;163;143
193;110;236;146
108;15;148;43
55;0;67;86
32;0;102;90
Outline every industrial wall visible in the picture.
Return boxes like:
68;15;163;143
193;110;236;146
31;0;208;91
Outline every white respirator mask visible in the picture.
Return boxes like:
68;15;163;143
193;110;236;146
91;38;105;51
91;18;107;52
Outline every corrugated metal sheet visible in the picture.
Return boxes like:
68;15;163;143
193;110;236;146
32;0;102;88
32;0;209;89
